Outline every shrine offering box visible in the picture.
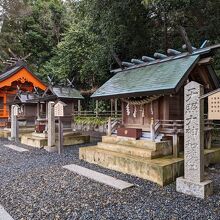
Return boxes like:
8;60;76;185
35;124;46;133
117;128;142;139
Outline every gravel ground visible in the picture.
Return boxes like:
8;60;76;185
0;138;220;220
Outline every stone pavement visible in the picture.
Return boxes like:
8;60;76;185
0;138;220;219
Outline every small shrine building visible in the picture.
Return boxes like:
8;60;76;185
91;44;220;143
0;62;46;125
80;43;220;186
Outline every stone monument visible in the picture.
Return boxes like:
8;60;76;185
45;101;56;152
176;81;213;199
10;104;20;142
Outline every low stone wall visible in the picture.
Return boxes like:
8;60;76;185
74;124;107;133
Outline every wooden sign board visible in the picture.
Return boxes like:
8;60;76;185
54;101;67;117
208;92;220;120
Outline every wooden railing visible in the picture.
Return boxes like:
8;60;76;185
152;119;214;136
160;120;184;134
107;117;122;136
151;119;216;157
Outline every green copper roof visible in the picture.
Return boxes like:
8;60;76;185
52;87;84;99
92;55;200;99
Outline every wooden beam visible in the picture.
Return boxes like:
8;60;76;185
179;26;193;54
198;57;214;65
173;134;179;158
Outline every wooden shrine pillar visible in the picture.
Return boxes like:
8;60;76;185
163;95;169;120
37;102;40;119
78;100;81;115
110;99;113;116
115;98;118;117
96;100;99;117
121;101;124;125
3;94;7;117
45;101;48;119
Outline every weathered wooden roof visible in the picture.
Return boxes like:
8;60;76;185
43;86;84;100
92;55;200;99
14;92;39;103
52;86;84;99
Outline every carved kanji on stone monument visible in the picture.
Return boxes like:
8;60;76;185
184;83;204;182
176;81;213;199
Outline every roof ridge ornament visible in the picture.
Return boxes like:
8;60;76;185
67;77;75;88
0;49;31;69
47;75;54;86
122;62;135;68
167;49;181;56
142;56;155;62
112;51;124;70
154;52;168;59
179;26;194;54
200;40;209;48
131;59;144;65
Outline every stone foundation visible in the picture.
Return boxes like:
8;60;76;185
80;136;220;186
176;177;213;199
21;132;90;149
0;127;35;139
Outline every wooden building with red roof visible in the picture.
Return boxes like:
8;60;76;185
0;62;46;124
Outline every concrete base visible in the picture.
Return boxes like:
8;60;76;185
0;127;34;139
176;177;213;199
32;132;48;138
44;145;58;152
80;146;183;186
21;132;90;149
80;136;220;186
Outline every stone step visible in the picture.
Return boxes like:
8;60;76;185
102;136;172;152
141;133;164;142
97;142;155;159
79;146;183;186
0;127;34;138
21;133;90;148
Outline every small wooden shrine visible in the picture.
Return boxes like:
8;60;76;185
80;40;220;186
10;91;40;126
0;61;46;126
20;84;90;149
42;85;83;115
92;44;220;147
33;85;84;132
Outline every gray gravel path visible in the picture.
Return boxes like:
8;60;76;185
0;138;220;220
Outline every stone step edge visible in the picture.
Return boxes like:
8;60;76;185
97;142;155;159
97;142;157;152
102;137;171;151
21;134;88;140
101;140;156;150
79;146;183;186
104;136;169;144
79;146;182;167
